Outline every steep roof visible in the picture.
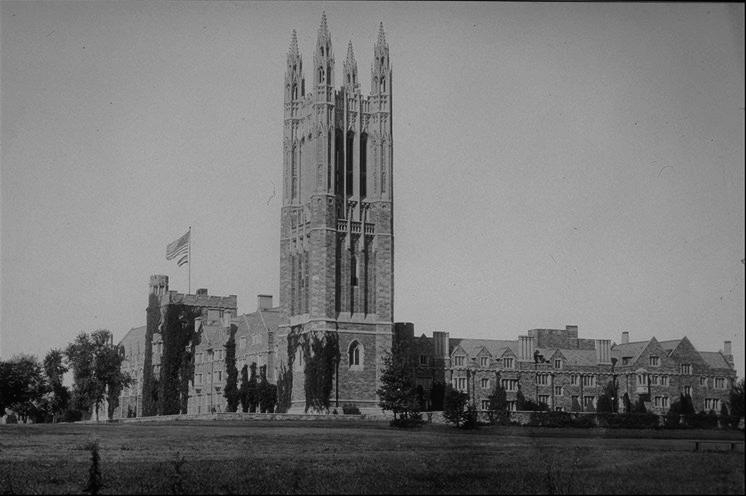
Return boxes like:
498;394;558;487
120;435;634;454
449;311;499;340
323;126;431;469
232;307;283;338
556;348;598;367
657;339;682;355
611;340;648;362
449;338;518;358
118;325;146;347
700;351;731;370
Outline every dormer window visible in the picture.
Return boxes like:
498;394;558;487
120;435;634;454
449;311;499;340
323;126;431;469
554;359;562;369
480;356;488;367
453;355;464;367
649;355;659;367
503;357;514;369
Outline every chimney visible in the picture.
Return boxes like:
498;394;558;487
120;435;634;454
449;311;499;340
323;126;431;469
565;325;578;338
723;341;734;368
196;288;208;296
595;339;611;364
257;294;273;311
724;341;732;355
519;335;536;361
433;331;450;360
622;331;629;344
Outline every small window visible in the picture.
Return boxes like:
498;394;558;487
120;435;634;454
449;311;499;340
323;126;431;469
582;375;596;387
570;375;579;386
554;359;562;369
217;371;222;382
480;356;488;367
683;385;692;396
651;375;659;385
503;357;514;369
583;396;595;408
453;356;465;367
554;386;562;396
538;395;549;405
537;374;549;386
481;399;490;410
501;379;518;392
680;364;692;375
699;376;707;387
661;375;669;386
649;355;659;367
622;357;631;365
454;377;467;392
348;341;363;369
419;355;428;366
481;378;490;389
715;377;725;389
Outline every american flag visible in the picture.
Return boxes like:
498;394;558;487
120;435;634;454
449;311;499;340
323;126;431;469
166;230;190;265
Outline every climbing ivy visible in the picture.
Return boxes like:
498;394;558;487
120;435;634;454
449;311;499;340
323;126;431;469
158;305;202;415
223;325;239;412
302;331;339;413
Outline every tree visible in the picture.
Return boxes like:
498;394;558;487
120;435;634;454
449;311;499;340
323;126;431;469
596;381;615;413
258;365;277;413
247;362;259;412
0;354;46;422
488;382;507;412
376;338;421;423
622;392;631;414
42;348;70;422
442;386;470;427
730;377;744;419
223;328;239;412
571;396;582;412
430;381;445;411
66;330;131;420
239;364;250;412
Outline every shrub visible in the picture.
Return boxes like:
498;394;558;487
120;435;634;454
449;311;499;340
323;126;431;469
529;411;573;428
487;409;511;426
442;388;469;428
570;415;595;428
341;403;361;415
389;412;424;428
462;404;479;429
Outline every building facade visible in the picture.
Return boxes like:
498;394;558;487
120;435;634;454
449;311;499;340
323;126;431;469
276;14;394;413
115;14;737;419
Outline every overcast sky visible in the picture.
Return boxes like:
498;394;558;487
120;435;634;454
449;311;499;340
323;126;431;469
2;1;744;376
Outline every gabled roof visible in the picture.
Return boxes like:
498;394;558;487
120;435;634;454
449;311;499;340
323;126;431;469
557;348;598;367
449;338;518;359
700;351;731;370
118;325;146;347
611;340;648;363
232;307;284;340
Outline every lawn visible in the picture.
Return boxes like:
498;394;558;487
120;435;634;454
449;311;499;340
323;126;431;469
0;420;743;494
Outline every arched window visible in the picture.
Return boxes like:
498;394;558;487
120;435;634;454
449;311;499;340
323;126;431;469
318;66;324;83
292;83;297;100
359;132;367;198
320;46;324;57
347;74;351;85
346;131;354;196
381;77;386;93
351;253;358;287
348;341;363;369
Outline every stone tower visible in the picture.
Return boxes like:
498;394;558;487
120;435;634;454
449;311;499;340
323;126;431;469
277;13;394;413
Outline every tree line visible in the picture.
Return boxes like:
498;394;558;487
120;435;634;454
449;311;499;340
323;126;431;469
0;329;131;423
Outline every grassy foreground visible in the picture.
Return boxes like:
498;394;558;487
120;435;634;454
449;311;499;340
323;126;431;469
0;420;743;494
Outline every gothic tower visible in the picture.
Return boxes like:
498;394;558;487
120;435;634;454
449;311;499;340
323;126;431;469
278;13;394;413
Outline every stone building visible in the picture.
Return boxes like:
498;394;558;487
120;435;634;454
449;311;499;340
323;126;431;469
115;14;737;419
399;324;736;414
275;14;394;413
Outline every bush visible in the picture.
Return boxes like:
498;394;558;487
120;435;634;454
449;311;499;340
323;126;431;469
570;415;595;428
462;404;479;429
487;409;511;426
341;403;361;415
528;411;573;428
390;412;425;428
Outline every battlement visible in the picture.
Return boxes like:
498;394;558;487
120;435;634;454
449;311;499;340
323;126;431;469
165;291;237;311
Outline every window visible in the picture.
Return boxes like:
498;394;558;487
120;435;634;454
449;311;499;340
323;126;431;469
453;355;465;367
637;374;648;389
503;357;514;369
651;375;659;385
649;355;659;367
554;386;563;396
419;355;428;366
699;376;707;387
683;385;692;396
571;395;579;408
582;375;596;387
622;357;631;365
481;378;490;389
662;396;669;409
481;399;490;410
454;377;467;392
654;396;662;407
704;398;720;411
538;395;549;405
715;377;725;389
217;371;222;382
570;375;579;386
554;359;562;369
537;374;549;386
351;253;358;286
480;356;488;367
583;396;595;408
680;364;692;375
501;379;518;392
506;401;517;411
661;375;669;386
349;341;362;368
196;374;203;385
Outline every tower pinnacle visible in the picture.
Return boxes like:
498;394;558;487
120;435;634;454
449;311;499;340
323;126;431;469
289;29;299;56
377;22;386;46
319;11;329;38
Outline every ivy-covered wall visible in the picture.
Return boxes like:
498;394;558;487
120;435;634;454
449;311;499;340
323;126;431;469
158;304;202;415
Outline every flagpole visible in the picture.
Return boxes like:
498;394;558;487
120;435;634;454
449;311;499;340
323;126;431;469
188;226;192;294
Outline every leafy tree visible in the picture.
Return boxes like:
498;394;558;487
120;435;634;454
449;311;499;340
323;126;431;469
516;388;526;410
720;401;729;417
596;381;615;413
430;381;445;411
442;386;470;427
66;330;131;420
376;338;421;423
571;396;582;412
247;362;259;412
680;393;695;415
488;382;507;412
730;377;744;419
239;364;250;412
634;398;647;414
622;392;631;414
42;348;70;422
223;328;239;412
0;354;46;422
258;365;277;413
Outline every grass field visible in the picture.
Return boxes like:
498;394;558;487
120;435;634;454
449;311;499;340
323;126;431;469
1;420;743;494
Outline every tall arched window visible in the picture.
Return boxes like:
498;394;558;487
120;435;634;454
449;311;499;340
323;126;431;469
351;253;358;287
359;132;367;198
291;145;298;201
381;77;386;93
292;83;297;100
346;131;354;197
348;341;363;369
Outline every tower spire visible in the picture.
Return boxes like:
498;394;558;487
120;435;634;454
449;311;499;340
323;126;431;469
319;11;329;38
343;40;358;91
377;22;386;46
289;29;299;57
